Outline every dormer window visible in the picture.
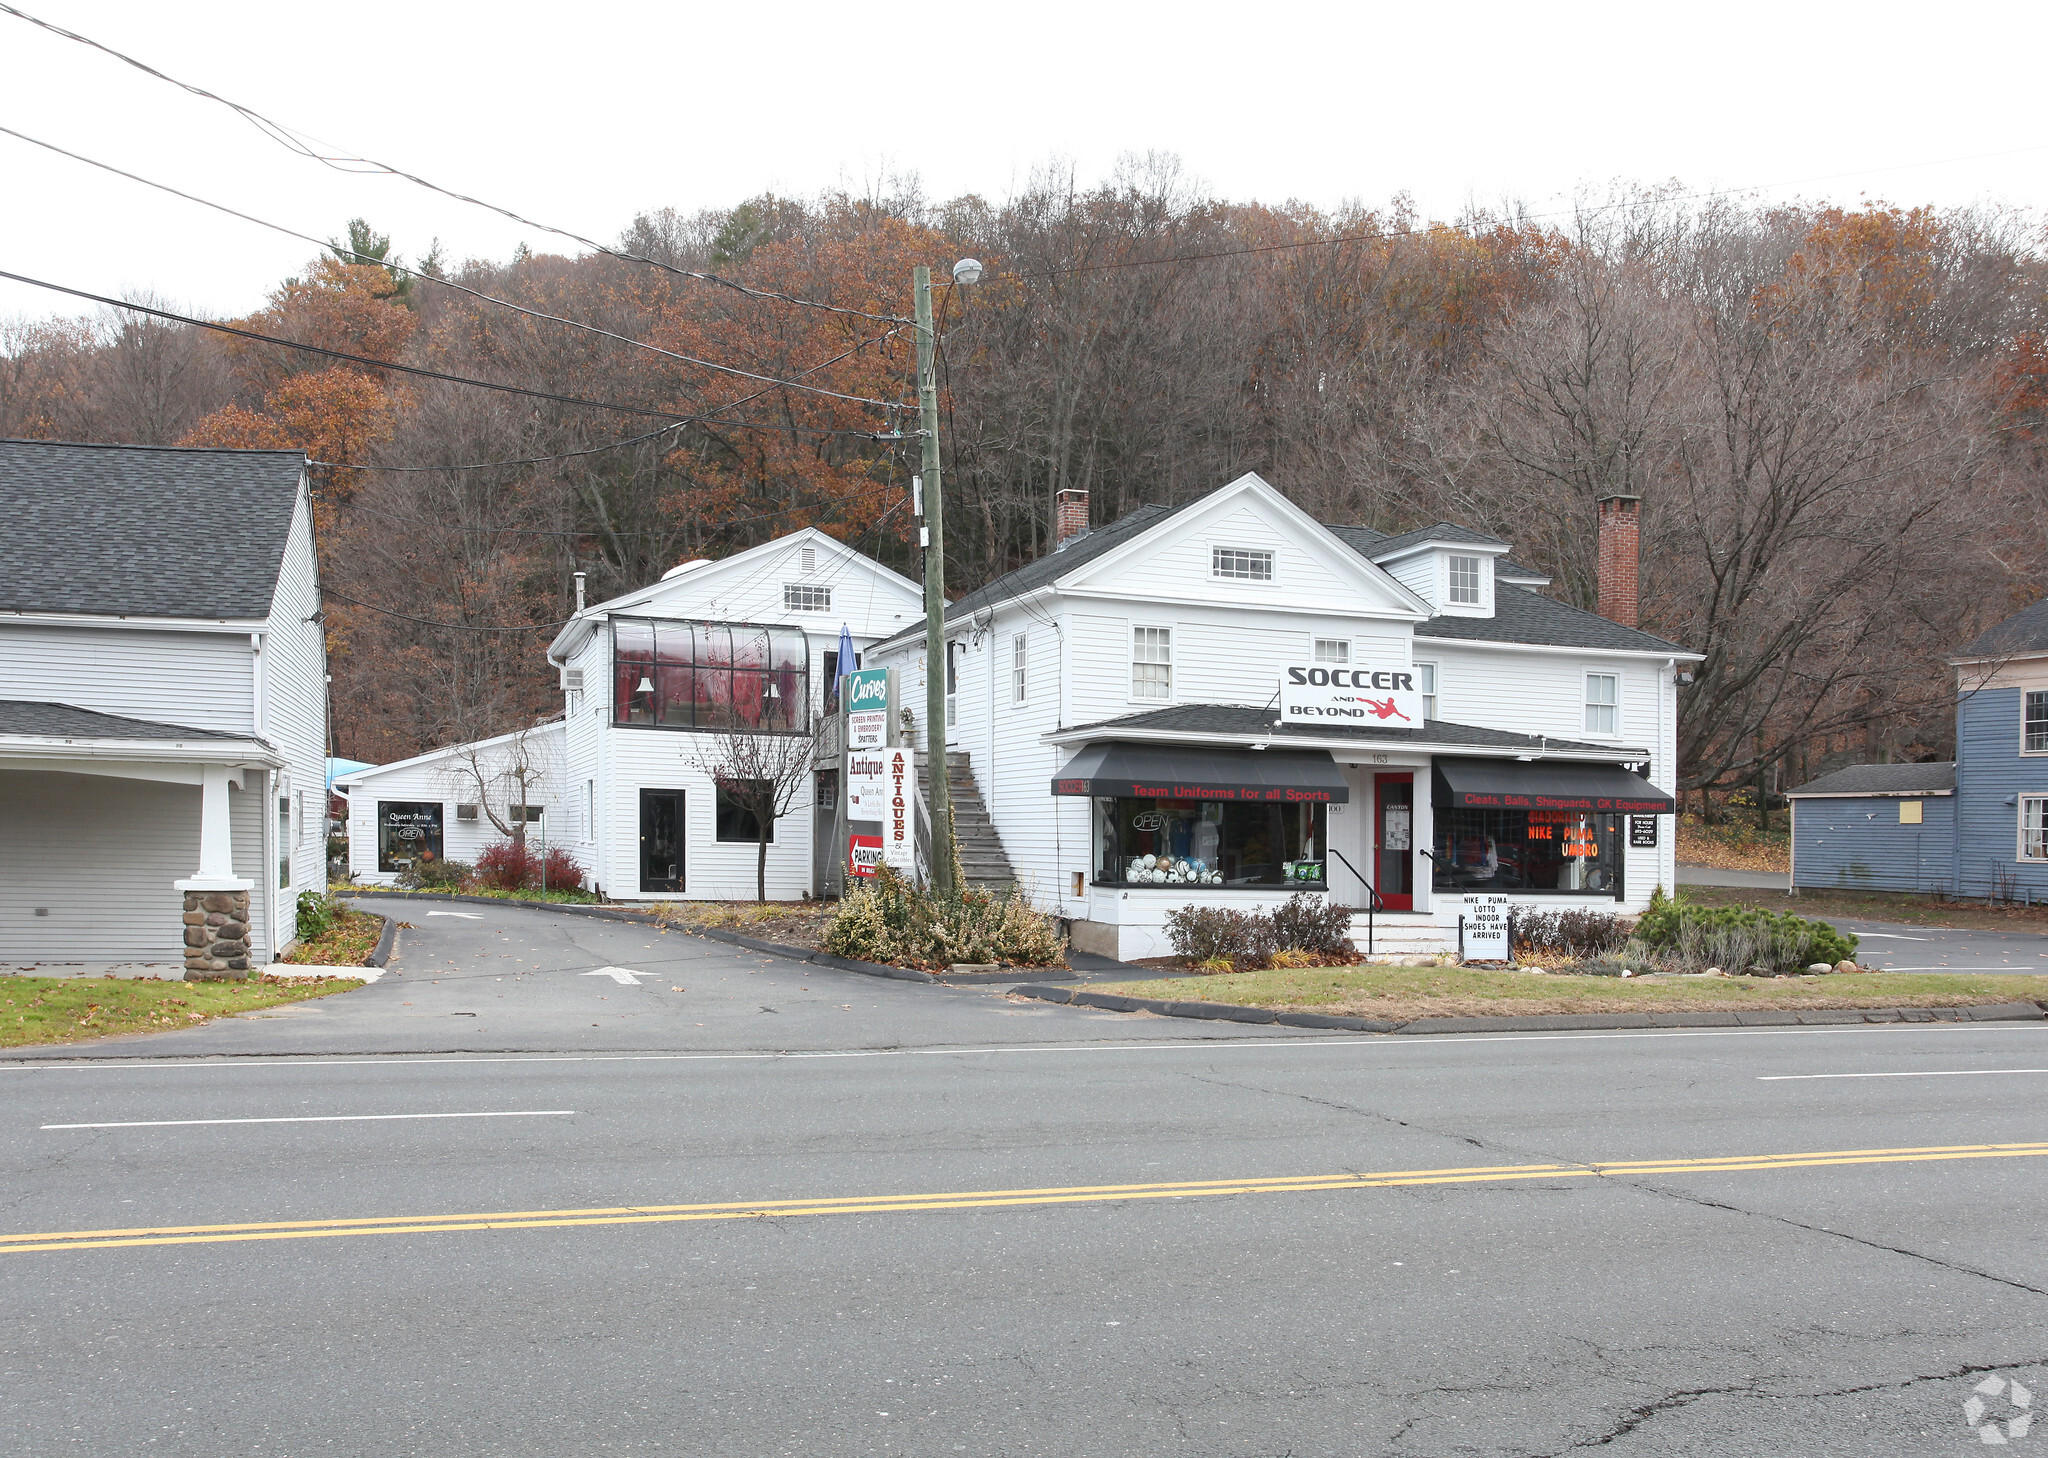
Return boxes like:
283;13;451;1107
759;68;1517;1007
1447;555;1482;606
1213;547;1273;581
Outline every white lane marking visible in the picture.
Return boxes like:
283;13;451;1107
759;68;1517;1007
426;912;485;920
1851;933;1932;941
582;967;644;985
1860;965;2048;972
42;1110;576;1129
1759;1069;2048;1081
7;1022;2046;1075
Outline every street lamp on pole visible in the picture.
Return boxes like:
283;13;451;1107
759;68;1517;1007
913;260;978;897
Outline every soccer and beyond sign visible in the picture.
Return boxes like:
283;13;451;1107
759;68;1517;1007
1278;665;1426;728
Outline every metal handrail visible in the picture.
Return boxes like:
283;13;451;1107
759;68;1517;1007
1327;845;1380;955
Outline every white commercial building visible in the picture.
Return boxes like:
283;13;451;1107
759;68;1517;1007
866;472;1700;960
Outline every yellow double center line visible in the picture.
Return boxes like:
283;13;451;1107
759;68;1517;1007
6;1141;2045;1256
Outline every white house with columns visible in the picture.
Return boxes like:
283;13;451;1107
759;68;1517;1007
0;441;328;974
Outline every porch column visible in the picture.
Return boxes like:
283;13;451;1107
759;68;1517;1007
176;764;255;981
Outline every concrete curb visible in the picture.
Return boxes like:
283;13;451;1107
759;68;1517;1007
367;913;397;969
1005;985;2047;1035
336;888;934;984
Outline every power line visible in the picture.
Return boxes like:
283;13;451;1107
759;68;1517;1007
320;587;570;634
318;480;912;540
0;268;893;438
316;327;905;474
0;2;915;328
0;123;903;409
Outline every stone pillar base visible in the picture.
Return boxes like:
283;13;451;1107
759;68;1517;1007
183;889;253;981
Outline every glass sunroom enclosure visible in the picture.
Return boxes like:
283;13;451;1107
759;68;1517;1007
612;618;811;733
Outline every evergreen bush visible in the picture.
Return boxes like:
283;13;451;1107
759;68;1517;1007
822;866;1066;969
1632;897;1856;974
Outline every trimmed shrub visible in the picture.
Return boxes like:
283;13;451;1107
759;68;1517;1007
473;841;587;892
1510;907;1632;959
397;855;471;889
1268;892;1355;956
1633;898;1856;975
823;866;1066;969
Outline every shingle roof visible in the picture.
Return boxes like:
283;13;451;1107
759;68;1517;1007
1324;522;1550;588
0;699;244;741
871;501;1193;649
1363;521;1512;556
1787;761;1956;797
1957;598;2048;659
1057;702;1644;756
1415;584;1689;654
0;439;305;618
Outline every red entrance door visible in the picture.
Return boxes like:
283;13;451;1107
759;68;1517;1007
1374;773;1415;911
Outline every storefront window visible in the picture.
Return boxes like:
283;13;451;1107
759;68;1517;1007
378;801;444;874
1432;807;1621;896
612;617;809;733
1094;798;1326;888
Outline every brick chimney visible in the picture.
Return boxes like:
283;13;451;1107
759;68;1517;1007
1054;488;1090;551
1596;494;1641;628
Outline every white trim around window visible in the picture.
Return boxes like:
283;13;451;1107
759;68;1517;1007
1012;633;1028;705
1312;637;1349;663
2021;796;2048;862
1415;659;1439;721
2024;689;2048;754
1131;624;1173;702
1211;546;1274;581
1584;671;1620;737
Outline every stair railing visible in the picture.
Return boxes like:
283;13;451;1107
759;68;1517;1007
1327;846;1382;956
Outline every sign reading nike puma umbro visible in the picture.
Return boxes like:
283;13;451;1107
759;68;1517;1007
1279;665;1426;727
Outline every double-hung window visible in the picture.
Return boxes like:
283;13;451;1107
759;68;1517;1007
1132;626;1172;700
1447;555;1482;606
1212;547;1273;581
1313;638;1349;664
1416;661;1438;720
1011;634;1028;704
1584;672;1619;736
2023;797;2048;861
2026;691;2048;752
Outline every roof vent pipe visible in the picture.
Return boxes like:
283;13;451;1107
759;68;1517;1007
1054;489;1089;551
1596;494;1641;629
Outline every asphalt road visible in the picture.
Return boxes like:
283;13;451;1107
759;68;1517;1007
4;900;2047;1456
1829;918;2048;974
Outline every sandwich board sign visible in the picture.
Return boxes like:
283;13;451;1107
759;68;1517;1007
846;667;889;750
1460;894;1511;962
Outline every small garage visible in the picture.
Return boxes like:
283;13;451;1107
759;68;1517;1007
1787;762;1955;895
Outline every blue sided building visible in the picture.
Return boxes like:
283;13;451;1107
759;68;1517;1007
1788;597;2048;901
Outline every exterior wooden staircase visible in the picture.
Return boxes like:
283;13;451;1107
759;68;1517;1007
916;750;1018;892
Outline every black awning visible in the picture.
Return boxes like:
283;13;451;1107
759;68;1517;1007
1432;756;1674;815
1052;742;1349;803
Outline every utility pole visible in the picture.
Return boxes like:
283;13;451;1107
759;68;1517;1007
913;264;955;897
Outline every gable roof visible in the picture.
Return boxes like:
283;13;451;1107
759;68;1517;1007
1787;761;1955;797
1415;584;1690;655
1324;522;1548;585
1956;598;2048;660
0;440;306;619
0;699;244;741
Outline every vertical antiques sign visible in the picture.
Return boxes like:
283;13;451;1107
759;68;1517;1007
882;746;916;875
846;667;889;750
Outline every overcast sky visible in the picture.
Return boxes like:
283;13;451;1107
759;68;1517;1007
3;0;2044;324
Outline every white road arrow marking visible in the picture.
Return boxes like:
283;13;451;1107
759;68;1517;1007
583;967;644;985
426;911;485;920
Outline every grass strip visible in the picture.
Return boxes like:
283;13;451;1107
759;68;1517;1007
1101;965;2048;1022
0;975;362;1050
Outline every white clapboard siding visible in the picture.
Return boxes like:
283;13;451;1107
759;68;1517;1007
0;624;254;734
261;486;330;943
0;769;199;961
